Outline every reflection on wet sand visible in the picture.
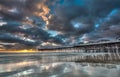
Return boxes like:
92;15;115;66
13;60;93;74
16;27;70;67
0;61;38;73
0;60;120;77
0;52;120;77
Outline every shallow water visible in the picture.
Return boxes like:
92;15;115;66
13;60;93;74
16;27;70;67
0;53;120;77
0;61;120;77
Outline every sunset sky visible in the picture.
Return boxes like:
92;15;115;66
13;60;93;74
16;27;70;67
0;0;120;49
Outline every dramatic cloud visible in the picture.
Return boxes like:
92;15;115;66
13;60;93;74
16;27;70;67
0;0;120;49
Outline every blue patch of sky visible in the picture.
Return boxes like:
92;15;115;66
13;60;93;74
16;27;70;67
59;0;64;5
59;0;84;6
48;30;58;37
50;0;85;13
95;24;100;28
108;9;119;17
73;23;83;29
94;18;104;29
74;0;84;6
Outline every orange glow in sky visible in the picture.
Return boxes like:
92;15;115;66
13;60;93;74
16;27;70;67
34;1;50;25
0;49;37;53
14;49;36;53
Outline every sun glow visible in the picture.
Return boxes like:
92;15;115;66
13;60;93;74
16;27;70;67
15;49;36;53
0;49;37;53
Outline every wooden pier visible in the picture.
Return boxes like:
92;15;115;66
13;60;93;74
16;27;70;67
38;41;120;63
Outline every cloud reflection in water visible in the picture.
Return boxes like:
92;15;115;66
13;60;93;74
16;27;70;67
0;61;120;77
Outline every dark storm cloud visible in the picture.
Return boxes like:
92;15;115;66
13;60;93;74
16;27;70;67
0;32;38;46
82;9;120;42
84;0;120;16
0;0;58;20
0;21;23;33
47;0;88;34
92;9;120;40
48;36;64;45
0;0;26;20
0;0;120;48
0;0;47;20
47;0;120;43
0;20;64;48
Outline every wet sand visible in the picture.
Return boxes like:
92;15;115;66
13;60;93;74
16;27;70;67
0;52;120;77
